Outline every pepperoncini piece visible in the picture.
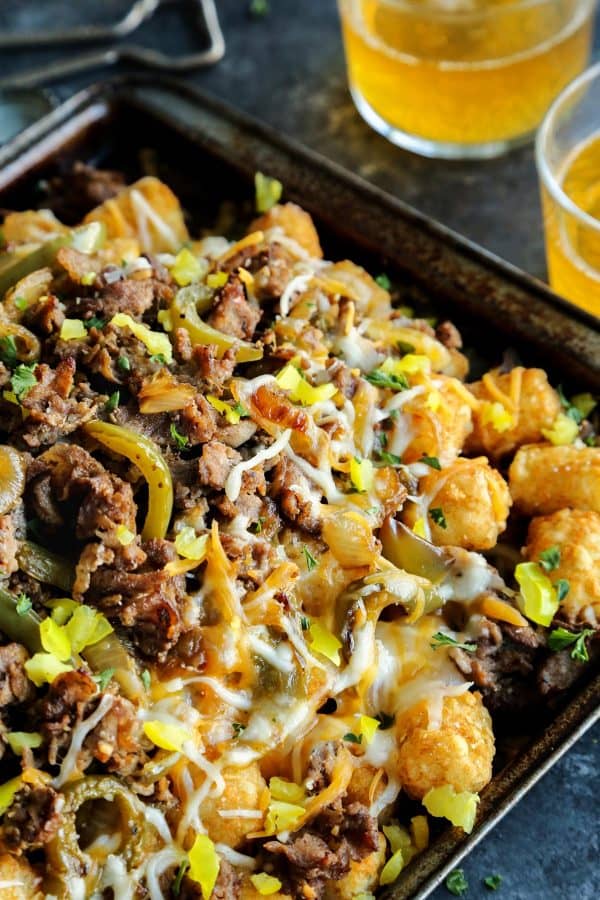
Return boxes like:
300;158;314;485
83;421;173;540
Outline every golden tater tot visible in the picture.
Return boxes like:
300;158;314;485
320;260;391;317
509;445;600;516
395;691;494;801
399;375;474;466
525;509;600;623
403;457;511;550
200;764;267;847
466;367;561;460
0;854;42;899
323;833;386;899
249;202;323;258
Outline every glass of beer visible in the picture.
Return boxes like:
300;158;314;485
536;62;600;316
337;0;596;159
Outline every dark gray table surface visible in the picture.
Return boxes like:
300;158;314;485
4;1;600;898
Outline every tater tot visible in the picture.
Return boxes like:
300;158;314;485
395;691;494;801
249;202;323;258
320;260;391;318
398;375;474;466
466;367;561;460
509;444;600;516
323;833;386;900
525;509;600;623
200;764;266;847
402;457;511;550
0;855;42;899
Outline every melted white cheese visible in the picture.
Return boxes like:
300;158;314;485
54;693;113;788
225;429;292;501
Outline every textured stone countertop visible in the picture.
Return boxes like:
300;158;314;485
5;1;600;898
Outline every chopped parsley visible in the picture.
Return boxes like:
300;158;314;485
483;874;502;891
538;545;560;572
172;859;190;897
375;711;395;730
149;353;168;365
446;869;469;896
343;732;362;744
15;593;32;616
397;340;415;355
170;422;189;450
375;273;391;290
105;391;120;413
0;335;18;367
377;448;402;466
13;295;28;311
548;627;594;663
117;355;131;372
302;545;318;572
421;454;441;470
249;0;269;17
555;578;570;602
429;507;447;529
232;722;246;737
10;363;37;400
141;669;151;691
556;384;594;425
431;631;476;653
300;616;310;631
365;368;409;392
94;668;115;691
251;516;265;534
84;316;105;331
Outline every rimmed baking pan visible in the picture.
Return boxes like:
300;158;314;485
0;75;597;899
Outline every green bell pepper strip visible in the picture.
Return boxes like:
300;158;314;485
0;221;105;299
380;516;450;585
17;540;76;593
0;586;43;654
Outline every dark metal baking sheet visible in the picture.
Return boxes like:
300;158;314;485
0;76;597;899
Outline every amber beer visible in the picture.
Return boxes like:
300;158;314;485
338;0;595;158
537;64;600;315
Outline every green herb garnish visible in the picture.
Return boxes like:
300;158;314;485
375;273;391;290
421;454;441;470
14;295;28;311
85;316;105;331
117;355;131;372
343;732;362;744
377;449;402;466
232;722;246;737
172;859;190;897
10;363;37;400
538;545;560;572
431;632;476;653
249;0;270;17
446;869;469;896
170;423;189;450
15;593;32;616
429;507;447;529
149;353;168;365
555;578;570;602
366;368;409;392
548;627;594;663
94;668;115;691
105;391;120;413
300;616;310;631
302;545;318;572
483;874;502;891
141;669;151;691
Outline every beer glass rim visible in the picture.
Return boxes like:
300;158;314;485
535;61;600;235
373;0;591;21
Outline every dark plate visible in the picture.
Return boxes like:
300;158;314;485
0;76;597;899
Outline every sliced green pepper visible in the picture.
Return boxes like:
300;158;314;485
170;286;263;363
380;516;450;585
45;776;152;898
0;221;105;299
0;586;43;654
83;420;173;540
17;541;75;592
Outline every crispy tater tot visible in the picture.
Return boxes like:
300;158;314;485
402;457;511;550
249;202;323;258
320;260;391;318
323;833;386;899
397;375;474;466
525;509;600;623
0;854;42;899
395;691;494;801
509;444;600;515
466;367;561;460
200;764;267;847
